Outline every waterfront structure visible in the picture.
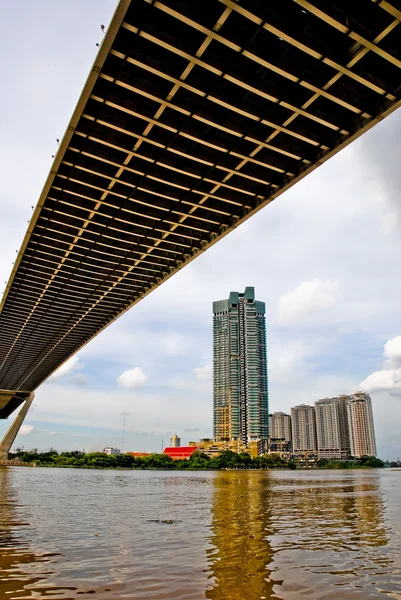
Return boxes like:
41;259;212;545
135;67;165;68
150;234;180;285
125;451;151;458
163;446;198;461
190;438;261;458
268;411;292;457
347;392;377;457
268;439;292;458
213;287;268;448
315;398;350;460
170;434;181;448
290;405;317;456
103;447;121;456
0;393;35;462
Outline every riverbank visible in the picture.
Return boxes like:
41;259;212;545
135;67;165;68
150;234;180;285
0;460;34;467
7;450;385;470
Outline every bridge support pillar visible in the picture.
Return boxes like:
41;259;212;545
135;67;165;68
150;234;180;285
0;393;35;461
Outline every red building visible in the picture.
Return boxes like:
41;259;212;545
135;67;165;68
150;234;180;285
163;446;198;460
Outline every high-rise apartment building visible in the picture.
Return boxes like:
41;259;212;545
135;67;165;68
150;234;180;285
269;412;292;442
213;287;268;447
315;398;350;459
291;405;317;455
336;394;351;455
347;392;377;457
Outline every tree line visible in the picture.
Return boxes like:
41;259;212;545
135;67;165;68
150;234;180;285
317;456;385;468
9;449;385;469
10;449;296;470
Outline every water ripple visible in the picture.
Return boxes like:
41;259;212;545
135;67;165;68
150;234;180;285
0;467;400;599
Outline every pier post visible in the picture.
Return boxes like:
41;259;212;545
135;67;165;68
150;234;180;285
0;393;35;461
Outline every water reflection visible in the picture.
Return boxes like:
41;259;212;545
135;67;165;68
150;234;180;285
269;473;390;551
0;467;68;599
0;468;400;599
267;471;399;599
206;471;278;600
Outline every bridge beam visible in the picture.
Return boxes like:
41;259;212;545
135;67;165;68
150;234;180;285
0;393;35;461
0;390;32;419
1;0;401;395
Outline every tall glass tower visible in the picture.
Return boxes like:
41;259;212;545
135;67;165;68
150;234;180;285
213;287;268;446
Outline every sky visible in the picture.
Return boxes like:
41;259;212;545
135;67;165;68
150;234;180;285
1;1;401;460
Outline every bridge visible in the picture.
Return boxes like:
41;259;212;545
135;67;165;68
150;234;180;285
1;0;401;446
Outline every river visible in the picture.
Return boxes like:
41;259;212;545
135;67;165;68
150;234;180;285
0;468;400;599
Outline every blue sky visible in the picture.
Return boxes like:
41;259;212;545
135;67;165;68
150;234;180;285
1;1;401;460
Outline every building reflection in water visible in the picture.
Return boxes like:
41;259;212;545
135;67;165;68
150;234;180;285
206;471;396;600
268;473;390;553
206;471;280;600
264;471;394;598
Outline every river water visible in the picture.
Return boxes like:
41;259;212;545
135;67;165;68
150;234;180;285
0;468;400;599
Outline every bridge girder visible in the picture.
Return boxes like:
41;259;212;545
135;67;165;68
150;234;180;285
1;0;401;416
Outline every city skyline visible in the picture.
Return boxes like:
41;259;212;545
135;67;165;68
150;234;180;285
273;392;377;460
1;2;401;460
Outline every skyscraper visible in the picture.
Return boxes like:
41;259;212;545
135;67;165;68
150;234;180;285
347;392;377;457
315;398;350;459
291;404;317;455
213;287;268;447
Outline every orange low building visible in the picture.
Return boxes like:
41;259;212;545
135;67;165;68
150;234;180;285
126;451;151;458
163;446;198;460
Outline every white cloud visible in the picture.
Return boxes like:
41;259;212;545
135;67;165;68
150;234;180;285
384;336;401;367
278;279;339;324
193;364;212;381
117;367;148;389
19;425;34;436
29;383;211;434
360;368;401;394
49;355;83;380
360;336;401;394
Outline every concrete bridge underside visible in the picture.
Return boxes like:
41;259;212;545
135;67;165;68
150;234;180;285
1;0;401;422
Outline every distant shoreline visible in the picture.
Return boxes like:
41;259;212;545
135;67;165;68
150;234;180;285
3;450;387;470
1;463;388;471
